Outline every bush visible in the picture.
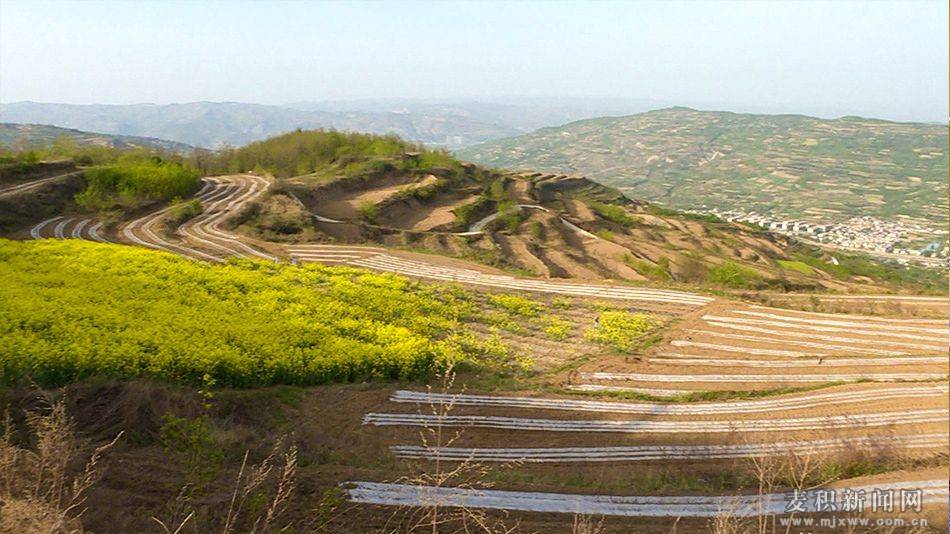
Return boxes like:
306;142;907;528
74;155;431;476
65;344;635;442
0;239;485;388
206;130;464;178
357;201;379;222
584;311;657;352
590;202;639;227
777;259;815;275
76;158;199;210
707;261;763;288
622;254;671;281
453;197;491;227
166;198;204;225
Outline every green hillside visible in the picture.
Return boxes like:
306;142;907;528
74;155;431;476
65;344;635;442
458;108;949;228
0;123;194;153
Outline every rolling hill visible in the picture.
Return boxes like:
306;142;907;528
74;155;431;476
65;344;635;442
458;107;950;229
0;97;675;150
0;101;522;149
0;123;194;153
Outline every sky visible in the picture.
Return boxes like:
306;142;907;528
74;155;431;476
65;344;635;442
0;0;947;122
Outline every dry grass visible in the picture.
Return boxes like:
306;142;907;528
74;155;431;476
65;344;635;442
0;399;122;534
152;437;298;534
385;365;521;534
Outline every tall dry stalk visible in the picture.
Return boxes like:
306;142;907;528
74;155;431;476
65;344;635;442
387;365;519;534
152;437;298;534
0;399;122;534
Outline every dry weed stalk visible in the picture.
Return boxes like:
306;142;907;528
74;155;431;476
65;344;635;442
571;513;605;534
386;365;520;534
0;399;122;534
152;437;298;534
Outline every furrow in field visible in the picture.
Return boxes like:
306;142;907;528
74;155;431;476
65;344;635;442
184;175;276;261
52;217;73;238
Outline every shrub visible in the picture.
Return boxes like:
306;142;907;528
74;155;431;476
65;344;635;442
453;197;491;228
76;157;199;210
777;259;815;275
590;202;639;227
707;261;763;288
205;130;464;179
166;198;204;225
584;311;657;352
357;201;379;222
595;229;615;241
622;254;671;281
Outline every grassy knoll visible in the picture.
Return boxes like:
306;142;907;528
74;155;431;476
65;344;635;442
76;157;200;210
0;239;485;388
208;129;463;178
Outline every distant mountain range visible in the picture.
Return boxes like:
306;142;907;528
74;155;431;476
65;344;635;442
0;123;194;153
458;107;949;228
0;98;667;150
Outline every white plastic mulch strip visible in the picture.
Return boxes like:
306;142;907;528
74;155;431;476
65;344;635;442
747;305;949;325
349;254;714;305
30;216;63;239
390;385;949;415
344;479;949;517
733;310;947;334
579;372;948;383
362;409;949;433
564;384;687;397
701;315;945;342
700;322;946;352
390;434;950;462
649;355;948;368
669;340;825;357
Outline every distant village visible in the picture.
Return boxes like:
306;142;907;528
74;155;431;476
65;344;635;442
690;208;949;267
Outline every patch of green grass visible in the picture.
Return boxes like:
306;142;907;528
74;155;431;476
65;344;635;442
595;229;615;241
590;202;639;227
707;260;763;288
166;197;203;225
622;254;671;281
77;157;199;211
357;200;378;222
777;259;815;275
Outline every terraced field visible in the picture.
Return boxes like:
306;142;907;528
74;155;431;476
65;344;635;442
3;150;948;531
459;108;950;229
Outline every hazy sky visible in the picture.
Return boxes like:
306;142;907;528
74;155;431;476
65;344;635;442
1;0;947;121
